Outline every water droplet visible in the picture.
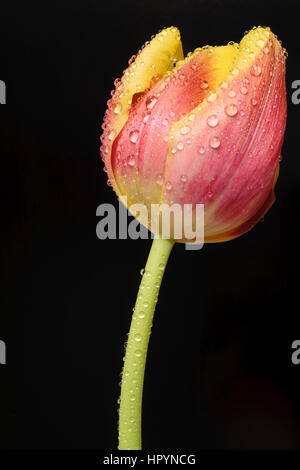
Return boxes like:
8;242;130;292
135;350;142;358
134;334;142;342
228;90;236;98
200;80;209;89
143;301;149;308
138;312;145;319
250;64;262;77
209;136;221;149
240;86;248;95
180;126;190;135
127;155;135;166
180;175;187;183
162;118;169;126
225;104;238;117
177;142;184;150
108;130;116;141
130;394;136;401
113;103;122;115
251;98;257;106
129;130;139;143
146;95;158;110
129;417;135;423
207;115;219;127
140;268;145;275
156;174;163;186
198;146;205;155
165;181;172;191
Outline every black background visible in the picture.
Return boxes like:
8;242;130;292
0;0;300;450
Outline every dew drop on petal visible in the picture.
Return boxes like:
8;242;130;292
129;130;139;143
198;146;205;155
165;181;172;191
146;95;158;110
108;130;116;141
200;80;209;89
156;174;163;186
177;142;184;150
240;86;248;95
250;64;262;77
180;174;187;183
251;98;258;106
113;103;122;115
127;155;135;166
225;104;238;117
228;90;236;98
180;126;190;135
162;118;169;126
209;136;221;149
207;115;219;127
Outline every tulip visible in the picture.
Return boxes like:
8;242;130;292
100;26;287;450
101;26;286;243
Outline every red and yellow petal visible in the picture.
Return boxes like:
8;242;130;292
162;27;286;242
100;27;184;195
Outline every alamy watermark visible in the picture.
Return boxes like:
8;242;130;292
291;80;300;104
96;197;204;250
0;340;6;365
291;340;300;365
0;80;6;104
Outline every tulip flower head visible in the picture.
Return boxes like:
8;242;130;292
100;26;287;243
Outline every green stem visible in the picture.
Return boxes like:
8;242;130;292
118;237;175;450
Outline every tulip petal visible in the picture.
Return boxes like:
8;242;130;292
162;27;286;242
100;27;184;193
